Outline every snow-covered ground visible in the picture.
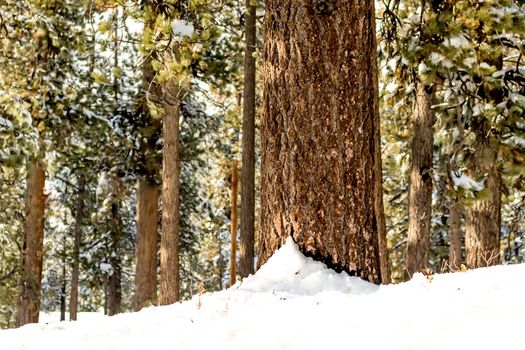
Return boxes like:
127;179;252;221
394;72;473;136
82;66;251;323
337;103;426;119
2;237;524;350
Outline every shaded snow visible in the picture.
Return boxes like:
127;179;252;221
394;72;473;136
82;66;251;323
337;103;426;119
2;238;525;350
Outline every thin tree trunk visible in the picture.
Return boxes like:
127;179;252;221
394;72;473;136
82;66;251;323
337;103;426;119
17;161;45;326
405;83;435;279
448;201;462;271
69;173;84;320
239;0;256;278
465;133;501;268
135;180;158;310
159;78;181;305
135;0;162;311
60;249;66;322
107;180;122;316
230;161;238;287
259;1;382;283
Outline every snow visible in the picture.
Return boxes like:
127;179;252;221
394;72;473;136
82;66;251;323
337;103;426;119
2;238;525;349
446;34;470;49
171;19;194;39
451;171;484;192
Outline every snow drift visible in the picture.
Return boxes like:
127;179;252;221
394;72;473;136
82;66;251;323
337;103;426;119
1;237;524;350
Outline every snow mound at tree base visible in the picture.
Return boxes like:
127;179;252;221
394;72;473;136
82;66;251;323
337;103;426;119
236;236;377;295
1;238;525;350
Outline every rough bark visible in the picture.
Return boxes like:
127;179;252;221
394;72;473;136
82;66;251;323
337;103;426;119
134;180;159;310
405;83;434;279
465;133;501;268
159;78;181;305
239;0;257;278
230;161;239;286
448;201;462;271
134;2;162;311
259;1;383;283
17;161;45;326
107;180;122;316
69;173;84;320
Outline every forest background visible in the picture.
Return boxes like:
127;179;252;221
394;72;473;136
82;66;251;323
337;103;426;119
0;0;524;329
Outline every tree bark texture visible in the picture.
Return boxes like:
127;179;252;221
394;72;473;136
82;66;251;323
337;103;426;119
159;78;181;305
230;161;238;287
69;173;85;321
259;0;383;283
448;201;462;271
17;161;45;326
107;181;122;316
239;0;257;279
405;83;434;279
465;132;501;268
134;179;159;311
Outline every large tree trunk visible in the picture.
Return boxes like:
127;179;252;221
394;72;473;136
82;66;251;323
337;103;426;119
259;1;383;283
135;180;158;310
405;83;434;279
465;134;501;268
107;180;122;316
448;201;462;271
69;173;84;320
159;78;181;305
239;0;257;278
17;161;45;326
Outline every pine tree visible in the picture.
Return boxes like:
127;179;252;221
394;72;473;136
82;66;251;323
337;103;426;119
259;1;383;283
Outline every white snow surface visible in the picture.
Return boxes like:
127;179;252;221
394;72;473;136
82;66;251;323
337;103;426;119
451;171;484;192
171;19;194;39
2;237;525;350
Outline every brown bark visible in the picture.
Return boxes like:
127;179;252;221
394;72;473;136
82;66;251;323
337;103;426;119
17;161;45;326
259;1;383;283
230;161;239;287
69;173;84;321
107;179;122;316
134;180;159;310
465;133;501;268
239;0;257;279
448;201;462;271
159;78;181;305
405;83;434;279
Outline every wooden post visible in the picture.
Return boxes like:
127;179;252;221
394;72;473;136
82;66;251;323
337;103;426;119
230;160;238;287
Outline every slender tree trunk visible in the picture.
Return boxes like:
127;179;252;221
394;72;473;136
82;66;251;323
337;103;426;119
230;161;238;287
135;180;158;310
107;180;122;316
259;1;383;283
60;248;66;322
135;1;162;311
405;83;435;279
239;0;257;278
69;173;84;320
159;78;181;305
465;133;501;268
448;201;462;271
17;161;45;326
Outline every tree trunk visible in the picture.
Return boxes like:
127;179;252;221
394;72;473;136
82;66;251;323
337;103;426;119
60;250;66;322
230;161;238;287
448;201;462;271
159;78;181;305
17;161;45;326
107;180;122;316
134;180;158;311
465;134;501;268
135;1;162;311
405;83;434;279
239;0;257;278
69;173;84;320
259;1;383;283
